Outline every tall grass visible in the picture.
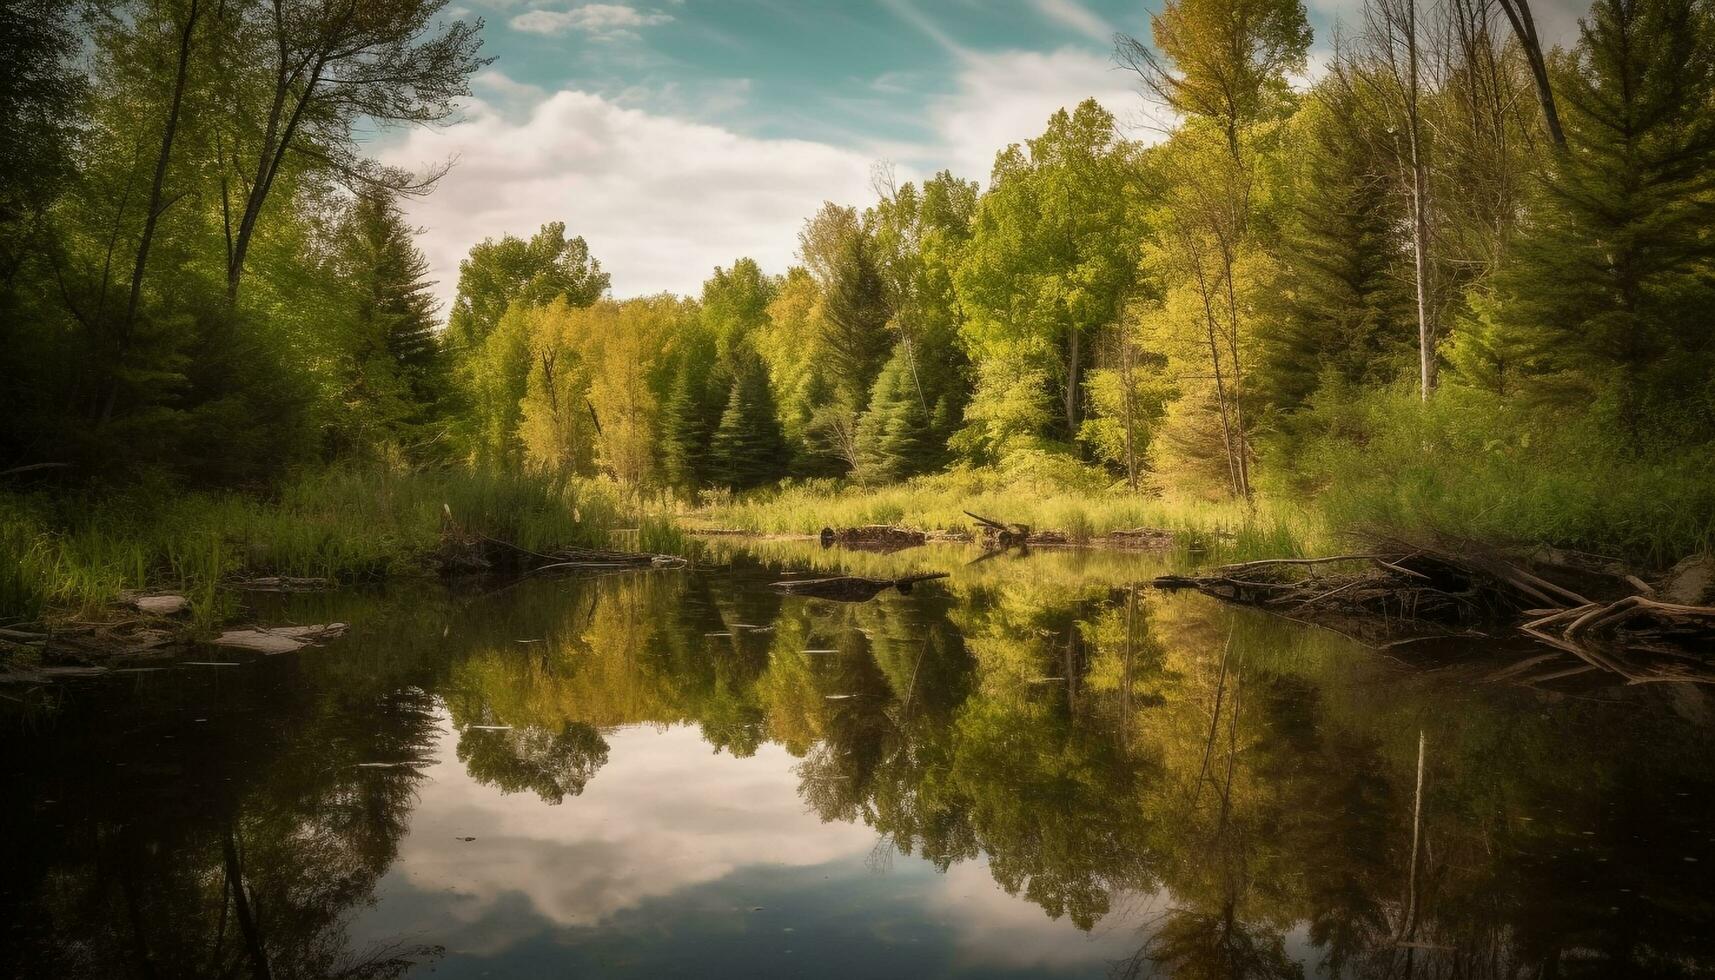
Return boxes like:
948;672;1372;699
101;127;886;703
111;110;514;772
0;466;627;623
1295;386;1715;564
688;466;1323;563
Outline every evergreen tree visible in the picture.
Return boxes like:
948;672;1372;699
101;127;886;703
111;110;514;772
708;354;788;491
1262;86;1415;414
854;347;937;483
331;193;451;458
1455;0;1715;442
661;352;712;493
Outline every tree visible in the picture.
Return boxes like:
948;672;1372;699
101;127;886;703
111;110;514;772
1261;83;1415;414
956;100;1139;446
660;325;720;493
854;347;937;483
708;352;788;491
324;192;449;458
0;0;84;294
449;225;609;464
1117;0;1312;157
446;222;609;353
214;0;488;301
799;205;891;423
1455;0;1715;443
1493;0;1566;148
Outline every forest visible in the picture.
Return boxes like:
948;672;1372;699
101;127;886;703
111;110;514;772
3;0;1714;620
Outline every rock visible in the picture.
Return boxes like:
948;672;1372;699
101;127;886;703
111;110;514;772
212;623;348;655
1661;553;1715;605
134;594;190;616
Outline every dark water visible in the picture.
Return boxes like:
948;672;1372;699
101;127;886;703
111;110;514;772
4;541;1713;979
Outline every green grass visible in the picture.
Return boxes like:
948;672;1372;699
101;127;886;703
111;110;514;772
1294;386;1715;565
686;467;1323;564
0;466;629;624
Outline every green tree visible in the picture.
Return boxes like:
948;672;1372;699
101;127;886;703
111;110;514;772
324;193;450;459
1453;0;1715;443
854;346;937;483
446;223;610;353
956;100;1141;448
708;352;788;491
1261;85;1415;415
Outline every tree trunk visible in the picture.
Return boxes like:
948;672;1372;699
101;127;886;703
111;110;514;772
105;0;200;424
1404;0;1438;399
1496;0;1567;149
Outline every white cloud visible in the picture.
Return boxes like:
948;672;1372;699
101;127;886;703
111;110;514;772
911;46;1166;184
511;3;672;37
1034;0;1115;43
380;88;879;304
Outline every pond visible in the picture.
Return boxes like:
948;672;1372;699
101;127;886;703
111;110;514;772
3;540;1713;978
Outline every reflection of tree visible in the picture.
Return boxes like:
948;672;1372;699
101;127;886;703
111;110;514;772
16;549;1715;978
459;722;610;804
1;677;442;979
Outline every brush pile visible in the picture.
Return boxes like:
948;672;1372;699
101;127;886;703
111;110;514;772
1156;546;1715;683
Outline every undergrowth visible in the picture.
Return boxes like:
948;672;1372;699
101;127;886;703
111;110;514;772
0;466;625;623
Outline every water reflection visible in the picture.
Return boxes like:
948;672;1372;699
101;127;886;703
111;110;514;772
3;541;1713;978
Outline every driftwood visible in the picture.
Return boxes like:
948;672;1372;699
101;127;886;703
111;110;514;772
212;623;348;655
819;525;927;553
1154;547;1715;685
966;511;1032;547
770;572;949;603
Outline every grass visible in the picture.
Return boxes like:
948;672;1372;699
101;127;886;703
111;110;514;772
686;467;1324;564
0;466;628;624
1294;386;1715;565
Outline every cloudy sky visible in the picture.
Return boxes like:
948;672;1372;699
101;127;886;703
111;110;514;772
380;0;1590;310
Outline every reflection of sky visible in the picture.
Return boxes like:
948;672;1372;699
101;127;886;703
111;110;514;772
350;715;1154;977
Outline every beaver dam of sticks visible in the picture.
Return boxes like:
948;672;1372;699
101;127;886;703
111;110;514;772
1154;547;1715;685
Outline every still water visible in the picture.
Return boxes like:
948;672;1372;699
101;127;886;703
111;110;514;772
3;541;1713;979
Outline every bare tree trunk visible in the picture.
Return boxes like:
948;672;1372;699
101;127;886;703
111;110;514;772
1495;0;1566;149
105;0;201;424
1065;326;1082;436
1401;0;1438;399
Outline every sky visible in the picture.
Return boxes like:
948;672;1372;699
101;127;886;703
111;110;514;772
378;0;1592;310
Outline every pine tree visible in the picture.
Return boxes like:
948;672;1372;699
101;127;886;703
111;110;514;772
1460;0;1715;440
709;356;788;490
1262;86;1415;413
854;347;936;483
661;353;712;493
334;193;452;458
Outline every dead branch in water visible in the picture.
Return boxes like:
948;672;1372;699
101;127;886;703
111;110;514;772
1153;545;1715;684
770;573;949;603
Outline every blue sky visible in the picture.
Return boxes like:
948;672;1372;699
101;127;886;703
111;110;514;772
385;0;1588;307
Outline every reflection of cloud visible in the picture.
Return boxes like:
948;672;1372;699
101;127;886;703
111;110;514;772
932;860;1159;970
357;715;1179;973
386;721;877;942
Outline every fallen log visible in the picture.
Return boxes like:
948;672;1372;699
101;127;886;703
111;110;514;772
770;572;949;602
